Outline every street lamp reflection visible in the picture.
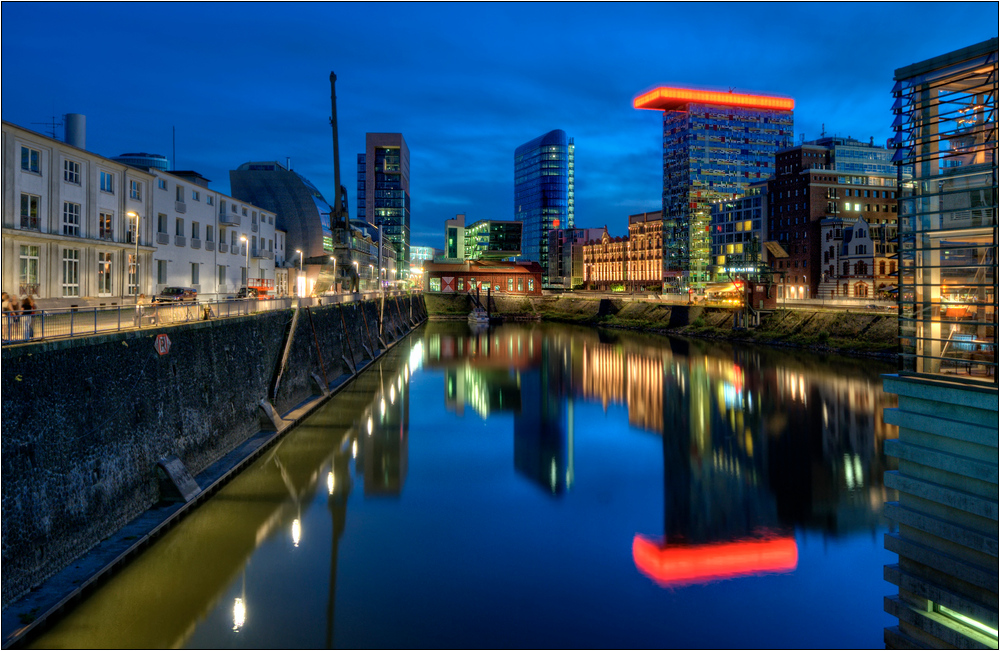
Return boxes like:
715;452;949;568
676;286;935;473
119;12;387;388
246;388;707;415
233;597;246;631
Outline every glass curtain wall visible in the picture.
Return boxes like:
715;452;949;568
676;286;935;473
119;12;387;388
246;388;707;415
894;39;998;381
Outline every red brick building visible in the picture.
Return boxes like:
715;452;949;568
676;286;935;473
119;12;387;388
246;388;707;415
766;137;898;299
423;260;543;296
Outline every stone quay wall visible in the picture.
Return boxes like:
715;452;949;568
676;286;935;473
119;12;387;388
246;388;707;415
0;294;426;606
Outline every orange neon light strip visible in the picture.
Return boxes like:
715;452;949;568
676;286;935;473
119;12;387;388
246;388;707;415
632;534;798;587
634;87;794;112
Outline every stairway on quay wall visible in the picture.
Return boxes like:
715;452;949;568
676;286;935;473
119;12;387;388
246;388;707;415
0;294;427;614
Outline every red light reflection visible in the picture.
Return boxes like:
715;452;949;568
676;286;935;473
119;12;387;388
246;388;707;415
632;534;798;588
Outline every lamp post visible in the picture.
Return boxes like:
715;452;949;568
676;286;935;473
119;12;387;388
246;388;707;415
240;235;250;289
352;260;359;293
296;249;303;297
128;211;139;298
330;256;337;293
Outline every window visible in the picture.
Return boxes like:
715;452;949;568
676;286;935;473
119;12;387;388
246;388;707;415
99;211;114;240
129;180;142;200
192;222;200;240
191;263;199;285
457;277;465;291
176;218;184;236
127;254;139;296
507;278;513;292
101;171;115;193
218;265;226;286
19;245;39;292
176;186;185;202
98;252;113;295
252;211;257;225
206;225;214;242
20;146;40;173
63;159;81;184
207;195;214;206
20;194;40;230
242;206;248;216
518;278;524;292
158;179;167;190
62;202;81;236
158;213;168;234
231;203;237;213
231;231;237;246
429;277;441;292
157;260;168;284
843;261;850;275
192;190;200;202
62;249;80;297
528;278;534;292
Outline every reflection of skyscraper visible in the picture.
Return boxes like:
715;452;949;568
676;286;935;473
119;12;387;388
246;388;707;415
362;366;409;496
514;339;571;495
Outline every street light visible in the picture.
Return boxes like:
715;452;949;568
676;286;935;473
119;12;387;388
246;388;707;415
295;249;304;297
127;211;139;298
330;256;337;293
352;260;359;293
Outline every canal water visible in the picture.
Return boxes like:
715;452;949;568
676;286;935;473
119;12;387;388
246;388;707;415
32;322;899;649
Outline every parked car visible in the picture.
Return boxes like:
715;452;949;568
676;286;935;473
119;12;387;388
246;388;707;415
236;287;260;299
153;287;198;303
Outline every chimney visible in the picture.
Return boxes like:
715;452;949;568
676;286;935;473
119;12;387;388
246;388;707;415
64;113;86;149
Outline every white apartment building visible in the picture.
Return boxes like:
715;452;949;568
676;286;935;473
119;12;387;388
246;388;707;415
2;120;289;306
149;170;284;299
3;121;154;308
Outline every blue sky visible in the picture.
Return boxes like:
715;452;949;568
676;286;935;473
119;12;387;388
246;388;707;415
2;2;996;247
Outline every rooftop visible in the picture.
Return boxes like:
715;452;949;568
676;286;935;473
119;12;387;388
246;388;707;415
634;87;794;112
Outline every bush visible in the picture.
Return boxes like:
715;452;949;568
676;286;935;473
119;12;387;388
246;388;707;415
691;317;706;328
818;330;830;343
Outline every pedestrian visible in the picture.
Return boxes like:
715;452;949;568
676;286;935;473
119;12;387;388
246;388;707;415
8;296;21;341
1;292;11;342
135;293;147;327
20;296;35;340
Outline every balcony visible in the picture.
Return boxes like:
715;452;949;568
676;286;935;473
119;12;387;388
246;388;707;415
157;233;170;245
175;236;186;247
205;241;215;252
219;210;240;226
251;222;259;233
252;247;274;260
175;201;187;214
218;242;228;253
191;238;201;250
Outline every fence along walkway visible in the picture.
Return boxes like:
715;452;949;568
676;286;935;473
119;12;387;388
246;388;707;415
0;291;418;345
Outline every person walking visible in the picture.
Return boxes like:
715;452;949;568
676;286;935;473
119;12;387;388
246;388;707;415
1;292;11;342
8;296;21;341
20;296;35;340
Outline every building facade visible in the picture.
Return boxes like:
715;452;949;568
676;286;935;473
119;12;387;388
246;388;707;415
148;170;280;298
357;133;410;281
766;137;899;299
548;227;606;289
4;121;154;307
514;129;575;287
582;229;628;290
423;260;543;296
882;38;998;650
634;88;793;289
709;183;768;282
627;211;665;291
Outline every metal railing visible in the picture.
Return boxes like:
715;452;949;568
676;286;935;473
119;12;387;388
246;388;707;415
1;289;421;346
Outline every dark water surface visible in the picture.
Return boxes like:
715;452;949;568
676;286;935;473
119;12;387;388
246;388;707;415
31;322;899;649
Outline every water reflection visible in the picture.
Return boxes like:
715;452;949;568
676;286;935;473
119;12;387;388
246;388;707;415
422;323;897;586
30;323;897;649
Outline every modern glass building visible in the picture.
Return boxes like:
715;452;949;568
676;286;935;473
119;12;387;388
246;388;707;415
357;133;410;281
881;37;998;651
514;129;574;287
634;88;794;288
893;39;997;380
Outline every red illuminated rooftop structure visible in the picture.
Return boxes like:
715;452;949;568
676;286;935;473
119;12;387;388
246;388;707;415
634;87;794;112
632;534;798;588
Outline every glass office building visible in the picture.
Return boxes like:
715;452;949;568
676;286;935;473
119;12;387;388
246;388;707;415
514;129;574;287
358;133;410;280
894;38;997;381
635;88;794;288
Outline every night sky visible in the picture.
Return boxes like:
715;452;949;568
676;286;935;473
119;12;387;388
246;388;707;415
2;2;996;247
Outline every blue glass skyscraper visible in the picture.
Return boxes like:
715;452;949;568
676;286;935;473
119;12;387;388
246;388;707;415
514;129;574;286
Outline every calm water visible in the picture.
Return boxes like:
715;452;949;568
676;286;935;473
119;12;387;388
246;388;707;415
32;322;899;649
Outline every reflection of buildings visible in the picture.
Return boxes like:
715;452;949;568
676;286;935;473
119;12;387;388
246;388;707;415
361;365;409;496
514;338;572;495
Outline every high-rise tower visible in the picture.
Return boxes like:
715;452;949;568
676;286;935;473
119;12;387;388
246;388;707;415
514;129;574;287
635;88;794;288
357;133;410;280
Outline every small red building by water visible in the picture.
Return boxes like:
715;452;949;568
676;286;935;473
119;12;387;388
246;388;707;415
423;260;543;296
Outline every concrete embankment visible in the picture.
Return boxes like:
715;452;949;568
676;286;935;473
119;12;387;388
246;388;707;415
426;293;897;356
0;294;426;610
